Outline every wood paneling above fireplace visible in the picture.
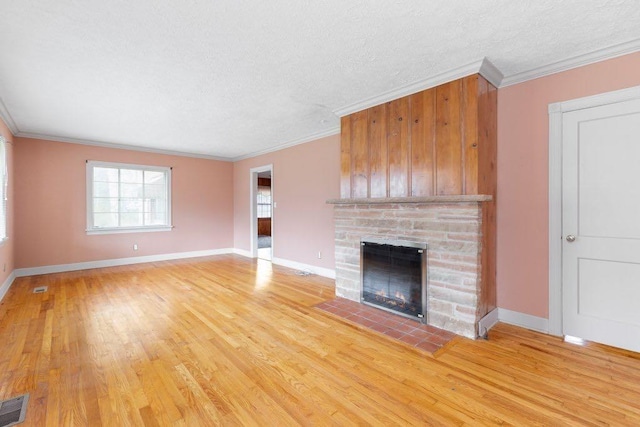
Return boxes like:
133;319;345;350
340;74;497;200
335;72;498;334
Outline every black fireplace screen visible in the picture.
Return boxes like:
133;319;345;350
361;240;427;321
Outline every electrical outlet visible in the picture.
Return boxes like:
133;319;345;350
133;244;138;251
317;251;322;259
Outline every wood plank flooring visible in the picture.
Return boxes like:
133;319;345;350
1;254;639;426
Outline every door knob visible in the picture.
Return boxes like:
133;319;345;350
566;235;576;242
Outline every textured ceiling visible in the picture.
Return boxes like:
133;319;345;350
0;0;639;160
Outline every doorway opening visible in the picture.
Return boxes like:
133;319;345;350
250;165;273;261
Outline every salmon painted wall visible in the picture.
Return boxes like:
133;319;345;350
0;118;14;285
497;51;640;318
233;134;340;270
14;137;234;268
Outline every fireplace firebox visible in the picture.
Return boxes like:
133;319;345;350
361;239;427;322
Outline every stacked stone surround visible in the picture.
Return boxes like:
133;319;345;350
331;199;487;338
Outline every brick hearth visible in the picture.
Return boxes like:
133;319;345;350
331;200;486;338
316;297;456;353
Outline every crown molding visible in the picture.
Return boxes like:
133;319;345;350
14;128;342;163
332;57;502;117
232;126;340;162
15;131;232;161
6;38;638;160
478;57;504;88
0;96;19;135
501;38;640;87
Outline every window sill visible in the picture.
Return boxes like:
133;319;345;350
86;226;173;235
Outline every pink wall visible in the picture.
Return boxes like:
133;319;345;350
233;135;340;270
14;138;234;268
0;118;14;284
6;50;640;319
497;51;640;318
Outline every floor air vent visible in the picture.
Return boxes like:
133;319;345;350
0;394;29;426
32;286;47;294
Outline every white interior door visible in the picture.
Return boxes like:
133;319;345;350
562;98;640;352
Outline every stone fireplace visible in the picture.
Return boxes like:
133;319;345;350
332;69;499;338
328;196;490;338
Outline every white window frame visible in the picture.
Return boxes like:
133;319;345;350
256;185;272;218
86;160;172;235
0;135;7;243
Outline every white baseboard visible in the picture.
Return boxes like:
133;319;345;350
11;249;337;282
498;308;549;334
233;248;253;258
231;248;336;280
0;271;16;302
271;257;336;279
14;248;235;277
478;308;499;337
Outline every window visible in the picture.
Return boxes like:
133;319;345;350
86;161;171;234
0;136;6;241
257;186;271;218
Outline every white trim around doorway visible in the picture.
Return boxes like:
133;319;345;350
547;84;640;337
249;164;273;258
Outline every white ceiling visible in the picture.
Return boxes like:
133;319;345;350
0;0;639;160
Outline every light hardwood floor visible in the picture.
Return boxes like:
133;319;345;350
1;255;639;426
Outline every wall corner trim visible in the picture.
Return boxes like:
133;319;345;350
0;271;17;302
478;58;504;88
498;308;550;334
478;308;499;337
0;96;19;135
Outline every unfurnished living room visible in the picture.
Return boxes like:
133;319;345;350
1;1;640;425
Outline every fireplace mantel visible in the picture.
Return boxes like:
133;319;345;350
327;195;492;205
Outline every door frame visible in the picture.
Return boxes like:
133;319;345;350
249;164;273;258
548;85;640;336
